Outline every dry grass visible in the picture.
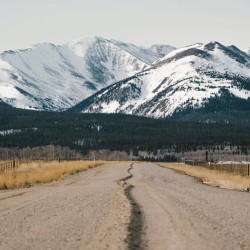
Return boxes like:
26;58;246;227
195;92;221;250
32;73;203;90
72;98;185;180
159;162;250;191
0;160;105;190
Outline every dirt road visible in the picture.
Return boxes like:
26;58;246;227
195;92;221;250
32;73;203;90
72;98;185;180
129;163;250;250
0;163;250;250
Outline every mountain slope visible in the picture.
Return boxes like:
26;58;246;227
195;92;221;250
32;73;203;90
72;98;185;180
110;39;175;64
0;37;174;111
0;37;147;110
71;42;250;118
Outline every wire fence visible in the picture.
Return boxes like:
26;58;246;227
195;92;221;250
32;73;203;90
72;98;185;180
0;160;21;172
0;158;90;173
185;160;250;176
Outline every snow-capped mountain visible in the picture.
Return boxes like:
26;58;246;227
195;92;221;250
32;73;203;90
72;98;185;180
0;36;173;110
110;39;175;64
148;44;176;58
71;41;250;118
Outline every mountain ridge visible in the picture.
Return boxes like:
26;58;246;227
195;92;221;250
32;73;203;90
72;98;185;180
0;36;175;111
71;41;250;118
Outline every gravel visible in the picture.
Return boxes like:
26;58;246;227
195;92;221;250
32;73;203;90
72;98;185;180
129;163;250;250
0;163;131;250
1;162;250;250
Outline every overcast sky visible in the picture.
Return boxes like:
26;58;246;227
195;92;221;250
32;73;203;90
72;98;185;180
0;0;249;52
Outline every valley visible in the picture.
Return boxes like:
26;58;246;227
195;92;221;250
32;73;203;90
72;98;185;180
1;1;249;250
0;104;249;162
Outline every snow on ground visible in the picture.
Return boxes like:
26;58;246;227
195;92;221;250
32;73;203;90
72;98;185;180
229;88;250;99
0;129;22;136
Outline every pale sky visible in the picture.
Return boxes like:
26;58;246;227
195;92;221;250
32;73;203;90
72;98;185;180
0;0;249;52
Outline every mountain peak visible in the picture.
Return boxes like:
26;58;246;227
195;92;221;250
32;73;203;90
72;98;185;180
72;41;250;118
1;42;57;55
147;44;176;57
0;36;173;111
109;39;176;64
68;35;105;46
32;42;57;48
66;36;111;57
153;43;210;67
203;41;223;51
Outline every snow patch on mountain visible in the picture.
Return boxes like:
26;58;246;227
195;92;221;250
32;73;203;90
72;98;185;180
148;44;176;57
110;39;175;64
1;36;171;110
74;41;250;118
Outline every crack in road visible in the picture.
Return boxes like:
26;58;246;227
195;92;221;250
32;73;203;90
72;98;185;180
119;164;145;250
2;163;250;249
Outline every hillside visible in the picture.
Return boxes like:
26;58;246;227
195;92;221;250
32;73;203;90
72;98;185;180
71;42;250;118
0;104;249;155
0;37;174;111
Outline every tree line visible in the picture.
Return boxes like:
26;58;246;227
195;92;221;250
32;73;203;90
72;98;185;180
0;103;249;159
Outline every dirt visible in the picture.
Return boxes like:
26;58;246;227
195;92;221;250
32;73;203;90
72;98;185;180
129;163;250;250
0;163;131;250
1;162;250;250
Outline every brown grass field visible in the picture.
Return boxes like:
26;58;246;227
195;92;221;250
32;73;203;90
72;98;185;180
160;162;250;191
2;161;249;191
0;160;105;190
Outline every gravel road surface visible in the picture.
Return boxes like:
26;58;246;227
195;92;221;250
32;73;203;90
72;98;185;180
129;163;250;250
0;162;250;250
0;163;131;250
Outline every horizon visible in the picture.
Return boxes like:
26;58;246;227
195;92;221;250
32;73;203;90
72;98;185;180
0;35;248;54
0;0;249;52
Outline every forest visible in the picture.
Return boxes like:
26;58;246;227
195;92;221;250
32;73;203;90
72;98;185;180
0;102;250;160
